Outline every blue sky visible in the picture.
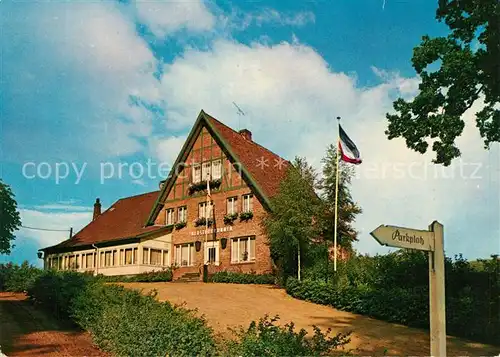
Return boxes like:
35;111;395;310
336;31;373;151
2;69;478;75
1;0;498;266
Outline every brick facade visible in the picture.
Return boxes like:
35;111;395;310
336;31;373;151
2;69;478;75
154;127;273;280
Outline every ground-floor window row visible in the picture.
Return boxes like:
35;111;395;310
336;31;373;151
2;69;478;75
173;236;256;267
47;246;171;270
47;236;257;270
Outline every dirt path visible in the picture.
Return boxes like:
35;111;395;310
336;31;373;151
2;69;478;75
124;282;500;356
0;292;106;357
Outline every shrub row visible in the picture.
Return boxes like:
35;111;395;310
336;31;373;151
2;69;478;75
25;270;349;356
0;262;43;292
96;268;173;283
296;251;500;345
286;278;429;327
208;271;275;285
27;270;216;356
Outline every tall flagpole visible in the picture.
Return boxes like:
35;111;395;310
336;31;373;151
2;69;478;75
333;116;341;272
205;173;210;263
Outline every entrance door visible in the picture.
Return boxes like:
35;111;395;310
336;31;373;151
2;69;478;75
204;241;219;265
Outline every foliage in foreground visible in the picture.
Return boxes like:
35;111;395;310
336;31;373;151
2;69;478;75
208;271;275;285
289;251;500;345
225;315;350;357
25;270;349;356
28;270;215;356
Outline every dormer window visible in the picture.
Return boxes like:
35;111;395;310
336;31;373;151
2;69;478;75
192;163;201;183
202;162;211;181
212;159;222;180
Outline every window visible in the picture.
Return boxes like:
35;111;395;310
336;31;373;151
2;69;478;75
143;248;149;265
178;206;187;223
243;194;253;212
202;162;211;181
227;197;238;215
86;254;93;269
125;248;133;265
163;250;169;266
166;208;175;225
193;163;201;183
198;202;213;219
231;237;256;263
151;249;162;265
113;250;117;266
208;248;216;263
105;251;112;267
204;241;219;265
212;159;222;179
69;255;76;269
175;243;195;267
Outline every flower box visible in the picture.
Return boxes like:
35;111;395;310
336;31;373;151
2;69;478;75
223;213;238;225
239;211;254;221
175;221;187;230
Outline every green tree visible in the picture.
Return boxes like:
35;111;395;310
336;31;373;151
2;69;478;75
0;179;21;254
386;0;499;165
320;144;362;252
262;157;322;280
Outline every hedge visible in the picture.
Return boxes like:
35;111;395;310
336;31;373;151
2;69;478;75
286;255;500;345
27;270;216;356
96;268;173;283
208;271;275;285
25;270;348;356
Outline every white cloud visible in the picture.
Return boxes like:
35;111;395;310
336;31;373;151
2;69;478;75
134;0;216;38
253;9;315;27
19;208;92;249
152;38;499;259
28;204;92;212
151;136;187;165
224;8;315;31
2;1;161;162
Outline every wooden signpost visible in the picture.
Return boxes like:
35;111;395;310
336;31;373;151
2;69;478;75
370;221;446;357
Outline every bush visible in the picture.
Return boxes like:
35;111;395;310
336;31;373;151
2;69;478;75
288;253;500;345
96;268;173;283
28;270;216;356
71;283;215;356
27;270;355;356
224;315;350;356
209;271;275;285
0;261;43;292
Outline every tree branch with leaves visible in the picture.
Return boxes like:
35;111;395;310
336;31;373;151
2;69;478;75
0;179;21;254
386;0;499;166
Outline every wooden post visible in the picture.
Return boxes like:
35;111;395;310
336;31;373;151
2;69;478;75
297;244;301;281
429;221;446;356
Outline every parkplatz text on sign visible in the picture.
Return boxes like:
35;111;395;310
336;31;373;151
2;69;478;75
370;221;446;357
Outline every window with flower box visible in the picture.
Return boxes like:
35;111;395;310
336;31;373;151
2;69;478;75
242;194;253;212
166;208;175;225
178;206;187;222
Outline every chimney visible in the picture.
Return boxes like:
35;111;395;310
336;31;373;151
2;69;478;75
239;129;252;141
93;198;101;221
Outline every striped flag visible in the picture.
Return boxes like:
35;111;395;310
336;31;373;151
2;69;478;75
339;125;362;164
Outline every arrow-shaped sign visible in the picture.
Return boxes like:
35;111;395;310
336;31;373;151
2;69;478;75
370;225;435;252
